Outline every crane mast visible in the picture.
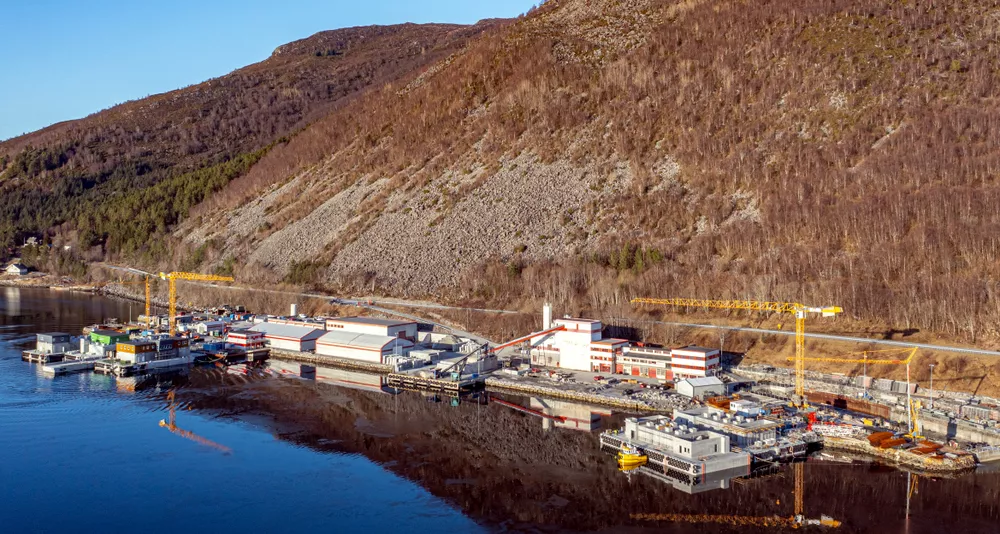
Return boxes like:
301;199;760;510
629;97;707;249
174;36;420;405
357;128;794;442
791;347;920;435
631;297;841;406
158;271;235;335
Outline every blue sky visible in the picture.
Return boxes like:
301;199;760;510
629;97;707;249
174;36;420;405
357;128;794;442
0;0;539;141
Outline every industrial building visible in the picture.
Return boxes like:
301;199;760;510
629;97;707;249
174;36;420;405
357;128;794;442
193;320;227;337
414;332;465;351
670;346;721;378
116;340;158;364
227;330;266;349
249;322;325;352
525;305;724;379
35;333;73;355
528;316;628;372
601;415;751;480
315;330;414;364
89;329;129;346
618;344;672;379
268;317;327;330
326;316;418;341
676;376;727;399
673;406;782;448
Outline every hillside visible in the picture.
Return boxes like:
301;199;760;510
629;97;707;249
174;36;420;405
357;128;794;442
0;21;499;258
173;0;1000;346
5;0;1000;350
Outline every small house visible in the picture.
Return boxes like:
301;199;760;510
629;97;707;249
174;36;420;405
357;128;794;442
5;263;28;276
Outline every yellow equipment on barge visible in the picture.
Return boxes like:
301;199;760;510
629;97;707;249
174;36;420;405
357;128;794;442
617;446;648;471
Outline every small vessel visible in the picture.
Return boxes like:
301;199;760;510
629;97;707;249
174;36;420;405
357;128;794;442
617;445;648;471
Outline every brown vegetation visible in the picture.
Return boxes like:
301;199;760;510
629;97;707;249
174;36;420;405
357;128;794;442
186;0;1000;348
8;0;1000;358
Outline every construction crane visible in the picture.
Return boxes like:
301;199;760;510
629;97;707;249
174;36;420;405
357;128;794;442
631;297;841;406
106;277;155;329
159;390;232;454
789;347;921;436
158;271;234;335
632;461;840;528
435;342;490;380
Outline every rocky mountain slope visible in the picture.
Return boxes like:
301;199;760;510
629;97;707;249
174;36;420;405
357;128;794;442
178;0;1000;343
5;0;1000;345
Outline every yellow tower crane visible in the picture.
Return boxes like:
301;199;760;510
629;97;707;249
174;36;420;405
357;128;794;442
631;298;842;406
632;461;840;528
789;347;922;438
107;276;155;329
159;390;232;454
158;271;235;335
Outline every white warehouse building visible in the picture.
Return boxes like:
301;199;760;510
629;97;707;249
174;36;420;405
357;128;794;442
249;323;325;352
326;316;418;341
315;331;414;364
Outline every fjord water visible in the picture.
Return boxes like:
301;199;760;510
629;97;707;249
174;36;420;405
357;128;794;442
0;287;480;533
3;288;1000;533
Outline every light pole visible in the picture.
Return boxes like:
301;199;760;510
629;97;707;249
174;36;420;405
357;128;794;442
929;364;935;409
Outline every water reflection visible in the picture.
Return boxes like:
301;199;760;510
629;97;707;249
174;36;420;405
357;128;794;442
6;288;1000;533
158;367;1000;533
626;464;756;494
4;286;21;316
529;397;607;432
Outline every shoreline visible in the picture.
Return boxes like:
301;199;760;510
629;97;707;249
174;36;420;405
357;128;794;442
822;435;977;474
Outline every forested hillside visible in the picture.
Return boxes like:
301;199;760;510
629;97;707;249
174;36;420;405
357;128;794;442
0;22;498;259
174;0;1000;343
6;0;1000;346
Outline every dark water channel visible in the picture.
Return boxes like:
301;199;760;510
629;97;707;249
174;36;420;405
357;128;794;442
1;287;998;533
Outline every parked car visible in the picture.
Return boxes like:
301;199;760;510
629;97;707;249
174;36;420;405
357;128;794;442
593;375;605;381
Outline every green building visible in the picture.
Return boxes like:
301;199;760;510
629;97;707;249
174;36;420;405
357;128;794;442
90;329;129;346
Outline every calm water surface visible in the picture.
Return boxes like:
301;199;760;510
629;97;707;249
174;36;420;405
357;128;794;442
2;287;1000;534
0;288;480;533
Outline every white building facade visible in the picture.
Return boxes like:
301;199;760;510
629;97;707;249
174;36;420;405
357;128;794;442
326;317;418;340
316;331;414;364
249;323;325;352
670;346;721;378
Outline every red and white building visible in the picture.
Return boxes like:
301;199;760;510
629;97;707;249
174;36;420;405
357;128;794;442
315;331;413;364
226;330;266;350
525;306;722;380
249;322;325;352
670;345;721;378
618;344;672;380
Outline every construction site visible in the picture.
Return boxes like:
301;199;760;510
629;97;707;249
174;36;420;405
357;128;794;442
16;271;999;529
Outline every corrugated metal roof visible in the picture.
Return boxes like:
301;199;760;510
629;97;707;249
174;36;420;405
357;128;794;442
328;316;415;327
680;376;725;387
249;322;325;340
675;345;719;354
317;330;413;350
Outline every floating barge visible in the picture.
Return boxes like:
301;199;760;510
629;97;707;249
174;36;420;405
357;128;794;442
43;355;103;376
385;372;483;394
601;415;752;485
22;333;76;363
